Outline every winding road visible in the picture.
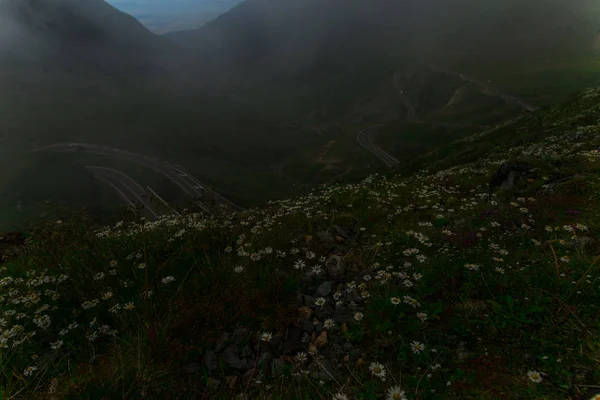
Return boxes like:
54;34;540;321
358;66;536;168
356;125;399;167
427;64;538;112
29;142;243;214
85;166;161;221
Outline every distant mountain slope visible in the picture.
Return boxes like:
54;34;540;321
171;0;600;119
0;0;177;78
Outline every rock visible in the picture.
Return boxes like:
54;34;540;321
570;236;597;254
206;377;221;391
232;327;249;345
301;320;314;332
488;160;534;197
204;350;218;371
311;331;327;347
326;255;347;281
317;231;336;247
288;326;303;343
215;332;230;352
314;322;323;333
240;345;253;359
297;306;313;320
331;225;350;239
223;346;246;370
345;290;362;304
301;295;316;308
281;340;304;355
271;358;287;376
314;281;333;297
183;362;200;375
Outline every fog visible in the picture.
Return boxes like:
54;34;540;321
0;0;600;231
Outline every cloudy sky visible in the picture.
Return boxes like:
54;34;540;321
106;0;240;34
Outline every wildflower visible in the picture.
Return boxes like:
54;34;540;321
315;297;326;307
225;246;233;253
417;312;428;322
23;366;37;377
123;302;135;311
101;292;113;300
109;260;118;267
234;265;244;273
333;394;349;400
495;267;505;274
527;370;543;383
137;263;147;270
294;260;306;270
354;312;364;321
260;332;272;342
324;319;335;330
295;352;307;363
560;256;570;263
93;273;105;281
386;386;407;400
390;297;401;305
410;341;425;354
369;362;386;381
87;331;99;342
50;340;63;350
161;276;176;284
465;263;480;271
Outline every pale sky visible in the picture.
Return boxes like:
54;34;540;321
106;0;240;34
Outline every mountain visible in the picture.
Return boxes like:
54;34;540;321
115;0;242;34
3;82;600;399
0;0;178;79
171;0;600;119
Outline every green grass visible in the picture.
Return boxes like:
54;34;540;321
1;85;600;399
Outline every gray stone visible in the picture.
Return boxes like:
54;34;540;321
183;362;200;375
332;225;350;239
282;340;304;355
570;236;597;254
302;295;316;308
317;231;336;247
326;256;347;281
207;378;221;391
289;326;304;342
301;320;314;332
240;345;253;359
223;346;246;370
314;281;333;297
232;327;249;345
204;350;218;371
215;331;230;353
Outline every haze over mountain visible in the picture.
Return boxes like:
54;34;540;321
1;0;600;229
106;0;241;33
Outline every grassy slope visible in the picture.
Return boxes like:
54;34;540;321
1;86;600;399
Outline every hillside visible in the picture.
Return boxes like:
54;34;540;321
172;0;600;118
1;84;600;399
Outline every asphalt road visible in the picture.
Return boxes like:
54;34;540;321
29;142;242;214
428;64;539;112
356;125;400;168
85;166;160;221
